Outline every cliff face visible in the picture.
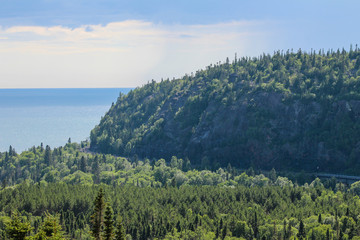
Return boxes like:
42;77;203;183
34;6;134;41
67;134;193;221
91;49;360;173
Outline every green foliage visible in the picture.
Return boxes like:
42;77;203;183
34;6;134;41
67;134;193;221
89;47;360;173
0;180;360;239
31;213;65;240
103;204;114;240
114;217;126;240
0;142;322;190
91;188;105;240
5;211;32;240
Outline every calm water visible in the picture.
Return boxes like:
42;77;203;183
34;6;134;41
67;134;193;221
0;88;132;152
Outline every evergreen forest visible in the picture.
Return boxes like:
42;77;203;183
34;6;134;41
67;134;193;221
1;142;360;239
2;47;360;239
91;47;360;173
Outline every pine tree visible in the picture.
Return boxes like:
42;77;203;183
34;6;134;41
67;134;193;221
183;158;191;172
91;188;106;240
252;212;258;239
297;220;305;239
44;145;52;166
33;212;65;240
215;226;220;239
80;156;87;172
318;213;322;223
5;211;32;240
269;168;277;182
9;145;16;157
310;231;315;240
339;229;344;240
103;204;114;240
326;228;330;240
222;224;227;240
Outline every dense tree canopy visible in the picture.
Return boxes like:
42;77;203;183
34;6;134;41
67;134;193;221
2;47;360;239
90;47;360;173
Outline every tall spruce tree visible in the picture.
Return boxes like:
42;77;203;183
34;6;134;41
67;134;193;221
114;216;126;240
103;204;114;240
91;188;106;240
44;145;52;166
298;220;306;239
80;156;87;172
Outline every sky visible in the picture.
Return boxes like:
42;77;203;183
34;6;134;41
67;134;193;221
0;0;359;88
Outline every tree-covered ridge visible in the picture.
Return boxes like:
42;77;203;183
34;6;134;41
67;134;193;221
90;47;360;173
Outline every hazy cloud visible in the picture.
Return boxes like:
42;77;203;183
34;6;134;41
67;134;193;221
0;20;276;88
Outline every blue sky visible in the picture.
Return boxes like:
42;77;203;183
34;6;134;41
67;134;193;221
0;0;359;88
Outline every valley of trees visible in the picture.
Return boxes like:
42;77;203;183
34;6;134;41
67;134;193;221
2;47;360;239
1;143;360;239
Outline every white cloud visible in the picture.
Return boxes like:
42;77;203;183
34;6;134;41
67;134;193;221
0;20;276;88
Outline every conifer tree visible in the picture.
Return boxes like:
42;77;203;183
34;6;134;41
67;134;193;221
252;212;258;238
103;204;114;240
91;188;106;240
297;220;305;239
9;145;13;157
5;211;32;240
326;228;330;240
222;224;227;240
44;145;52;166
33;213;65;240
269;168;277;182
318;213;322;223
80;156;87;172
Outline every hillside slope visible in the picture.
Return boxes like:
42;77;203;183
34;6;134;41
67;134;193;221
90;48;360;173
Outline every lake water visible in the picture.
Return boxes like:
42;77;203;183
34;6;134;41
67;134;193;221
0;88;132;152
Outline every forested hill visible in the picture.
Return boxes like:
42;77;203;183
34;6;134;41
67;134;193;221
90;47;360;174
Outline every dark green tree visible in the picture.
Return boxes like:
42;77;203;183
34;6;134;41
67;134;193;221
252;211;258;238
114;216;126;240
183;158;191;172
222;224;228;240
297;220;305;239
80;156;87;172
44;145;52;166
318;213;322;223
103;204;114;240
269;168;277;182
91;188;106;240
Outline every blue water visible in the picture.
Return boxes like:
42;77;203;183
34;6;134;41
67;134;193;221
0;88;132;152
